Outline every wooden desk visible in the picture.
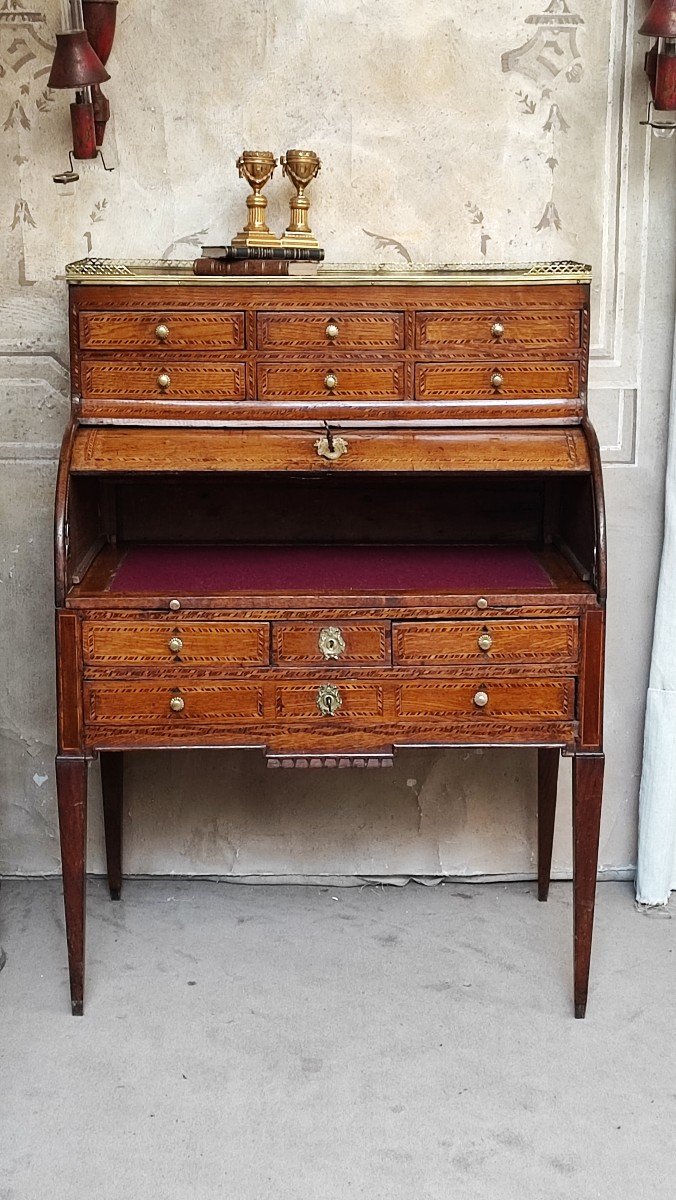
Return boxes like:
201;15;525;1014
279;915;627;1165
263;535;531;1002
55;260;605;1016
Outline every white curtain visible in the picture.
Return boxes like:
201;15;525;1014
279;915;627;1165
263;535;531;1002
637;323;676;905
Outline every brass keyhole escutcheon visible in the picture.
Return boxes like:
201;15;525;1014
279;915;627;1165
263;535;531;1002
318;626;346;660
155;323;170;341
490;370;504;391
168;636;183;654
315;434;348;461
491;320;505;341
324;371;338;391
473;690;489;708
326;321;339;341
317;683;342;717
477;632;493;652
170;695;185;713
157;370;171;390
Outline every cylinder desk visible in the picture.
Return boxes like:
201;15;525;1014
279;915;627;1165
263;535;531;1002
55;260;605;1016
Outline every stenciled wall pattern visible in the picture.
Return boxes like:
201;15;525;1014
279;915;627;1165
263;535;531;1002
1;0;674;880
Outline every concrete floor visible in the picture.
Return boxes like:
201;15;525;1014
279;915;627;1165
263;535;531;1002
0;879;674;1199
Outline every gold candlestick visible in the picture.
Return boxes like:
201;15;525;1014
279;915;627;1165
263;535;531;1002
232;150;281;248
280;149;322;249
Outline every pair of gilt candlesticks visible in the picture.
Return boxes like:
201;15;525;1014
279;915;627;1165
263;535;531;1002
232;149;321;249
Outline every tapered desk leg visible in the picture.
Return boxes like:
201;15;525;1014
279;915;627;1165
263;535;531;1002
537;748;559;901
56;754;88;1016
100;751;124;901
572;752;605;1019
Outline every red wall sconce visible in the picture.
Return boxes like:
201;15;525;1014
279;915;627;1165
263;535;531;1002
639;0;676;134
49;0;118;183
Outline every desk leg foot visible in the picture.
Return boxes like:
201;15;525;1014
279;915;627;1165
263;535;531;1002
572;751;604;1020
56;754;88;1016
537;748;559;901
100;751;124;901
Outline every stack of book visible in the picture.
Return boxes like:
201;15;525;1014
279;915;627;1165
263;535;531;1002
194;245;324;277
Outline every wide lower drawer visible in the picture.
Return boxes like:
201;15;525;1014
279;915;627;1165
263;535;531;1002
257;362;406;401
257;311;405;350
393;619;578;665
395;678;575;720
79;311;245;351
80;360;246;400
82;620;269;667
84;682;265;724
416;361;579;400
82;675;577;730
273;621;389;666
415;310;580;354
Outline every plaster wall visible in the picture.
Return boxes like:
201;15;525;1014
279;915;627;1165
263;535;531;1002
1;0;674;879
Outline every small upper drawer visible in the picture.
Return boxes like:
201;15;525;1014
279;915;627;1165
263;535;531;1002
416;310;580;355
393;620;579;666
83;620;269;667
416;361;579;400
257;362;406;401
273;621;389;666
257;311;405;350
80;360;246;400
79;311;245;351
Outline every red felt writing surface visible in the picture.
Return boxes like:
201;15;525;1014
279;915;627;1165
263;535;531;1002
109;543;553;594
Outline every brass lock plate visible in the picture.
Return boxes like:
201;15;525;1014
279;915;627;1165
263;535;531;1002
315;434;348;462
318;626;346;660
317;683;342;717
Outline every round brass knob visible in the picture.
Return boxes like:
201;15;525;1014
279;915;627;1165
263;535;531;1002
473;690;489;708
491;321;505;340
168;636;183;654
490;371;504;390
157;371;171;390
169;599;181;612
326;321;340;341
169;695;185;713
476;597;488;610
155;323;170;341
324;371;338;391
478;633;493;652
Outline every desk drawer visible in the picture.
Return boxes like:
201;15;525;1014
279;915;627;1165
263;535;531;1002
257;311;404;350
393;620;578;666
80;360;246;400
84;681;264;725
79;311;245;351
416;361;579;400
396;678;575;720
273;621;389;666
257;362;406;401
416;310;580;355
83;621;269;667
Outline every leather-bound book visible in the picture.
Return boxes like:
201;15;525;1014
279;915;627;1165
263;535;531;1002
193;257;289;276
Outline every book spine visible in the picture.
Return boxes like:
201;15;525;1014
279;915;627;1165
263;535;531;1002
193;258;290;276
203;245;324;263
